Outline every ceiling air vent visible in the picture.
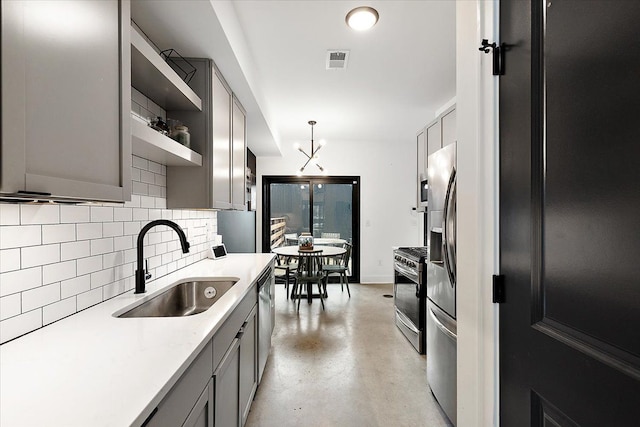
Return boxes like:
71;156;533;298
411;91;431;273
326;50;350;70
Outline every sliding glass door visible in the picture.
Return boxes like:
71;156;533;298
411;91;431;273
263;176;360;282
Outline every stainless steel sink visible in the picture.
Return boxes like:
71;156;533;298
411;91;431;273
118;279;238;318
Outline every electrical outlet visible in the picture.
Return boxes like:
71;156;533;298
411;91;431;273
378;259;382;266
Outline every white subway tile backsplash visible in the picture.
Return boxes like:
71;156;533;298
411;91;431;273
91;206;114;223
42;224;76;244
124;249;137;264
90;238;114;256
0;248;20;273
91;268;114;289
0;267;42;297
132;181;148;196
43;260;76;285
77;255;103;276
60;205;90;224
103;281;126;300
0;225;42;249
77;288;103;311
0;309;42;343
128;195;142;208
131;167;141;182
0;204;20;225
113;207;133;222
132;156;148;170
114;263;134;281
148;209;162;220
140;196;155;208
103;251;125;269
61;275;91;299
103;222;124;238
22;283;60;312
21;244;60;268
0;149;217;341
77;223;103;240
114;236;133;251
20;204;59;225
148;161;162;174
0;294;21;321
43;297;76;325
124;221;141;236
132;209;149;221
148;185;163;197
61;241;90;261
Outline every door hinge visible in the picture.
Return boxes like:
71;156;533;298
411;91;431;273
492;274;505;303
479;39;505;76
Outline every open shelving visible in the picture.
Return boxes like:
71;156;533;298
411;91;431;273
130;25;202;112
131;116;202;167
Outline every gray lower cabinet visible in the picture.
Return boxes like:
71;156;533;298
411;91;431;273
183;379;214;427
214;337;240;427
1;0;131;203
146;342;214;427
239;306;258;426
142;279;262;427
213;304;258;427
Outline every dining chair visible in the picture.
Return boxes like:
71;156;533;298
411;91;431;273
284;233;298;246
322;242;352;297
273;253;297;299
293;250;325;311
321;232;340;239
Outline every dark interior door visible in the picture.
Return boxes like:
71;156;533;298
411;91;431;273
500;1;640;425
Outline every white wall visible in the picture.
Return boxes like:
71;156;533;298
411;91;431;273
257;137;422;283
456;1;499;425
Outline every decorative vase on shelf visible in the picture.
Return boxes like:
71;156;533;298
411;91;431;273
298;233;313;251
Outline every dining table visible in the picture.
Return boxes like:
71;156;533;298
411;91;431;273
272;245;347;303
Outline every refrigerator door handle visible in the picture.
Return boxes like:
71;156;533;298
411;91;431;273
429;306;457;342
442;168;457;287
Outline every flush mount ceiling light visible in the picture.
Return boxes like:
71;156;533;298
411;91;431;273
345;6;379;31
294;120;326;175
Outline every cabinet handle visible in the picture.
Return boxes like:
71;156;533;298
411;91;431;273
236;326;245;339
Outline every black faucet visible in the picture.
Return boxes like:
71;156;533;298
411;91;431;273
135;220;190;294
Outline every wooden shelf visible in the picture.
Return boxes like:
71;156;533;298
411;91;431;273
131;118;202;167
131;26;202;112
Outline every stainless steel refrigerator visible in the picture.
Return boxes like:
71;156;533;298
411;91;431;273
426;142;457;426
217;210;256;253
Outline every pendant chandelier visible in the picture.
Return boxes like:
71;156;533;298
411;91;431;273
294;120;326;174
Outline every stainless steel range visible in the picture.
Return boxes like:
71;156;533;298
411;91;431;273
393;246;428;354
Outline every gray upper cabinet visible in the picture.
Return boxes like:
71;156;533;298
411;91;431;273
1;0;131;203
232;97;247;210
441;107;457;148
212;71;232;209
167;60;246;210
416;104;456;209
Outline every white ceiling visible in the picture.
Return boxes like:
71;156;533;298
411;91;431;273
230;0;456;149
131;0;456;156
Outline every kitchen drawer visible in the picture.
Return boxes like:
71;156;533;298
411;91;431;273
212;284;257;369
146;341;213;427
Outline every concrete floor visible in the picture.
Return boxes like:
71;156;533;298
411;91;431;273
246;283;453;427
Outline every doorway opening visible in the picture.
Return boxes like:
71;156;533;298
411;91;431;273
262;175;360;283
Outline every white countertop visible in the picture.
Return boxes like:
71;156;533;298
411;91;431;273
0;254;274;427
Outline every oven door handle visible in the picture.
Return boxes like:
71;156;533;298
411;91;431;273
396;308;419;334
394;262;419;283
